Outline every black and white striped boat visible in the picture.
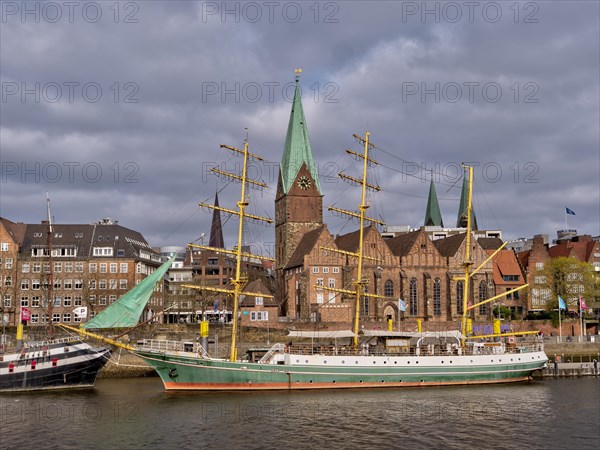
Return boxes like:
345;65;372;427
0;337;111;392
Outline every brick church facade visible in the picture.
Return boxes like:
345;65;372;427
274;77;497;326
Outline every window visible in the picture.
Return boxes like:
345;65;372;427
52;313;61;323
433;278;441;316
119;279;127;290
316;293;324;304
54;297;61;307
409;278;418;316
32;262;41;273
30;314;39;324
53;279;61;289
3;294;11;307
42;314;49;323
1;242;8;251
109;295;117;304
63;296;72;307
323;267;329;274
32;279;40;290
54;262;62;273
250;311;268;321
120;263;128;273
31;296;40;307
22;262;30;273
255;296;263;306
89;295;96;305
316;278;324;287
502;275;519;282
4;276;12;287
64;279;72;290
534;276;546;284
312;267;319;274
328;278;335;288
5;258;13;269
100;263;107;273
99;279;107;289
21;296;29;307
89;263;97;273
63;313;71;322
93;247;113;257
75;262;84;273
109;279;117;290
89;280;97;290
328;292;335;303
456;281;464;314
21;279;30;290
65;262;73;273
478;281;488;315
384;280;394;298
43;262;50;273
74;279;83;290
332;267;340;274
99;296;107;306
74;296;82;306
110;263;118;273
535;262;544;271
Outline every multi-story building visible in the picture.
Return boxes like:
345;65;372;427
1;217;163;327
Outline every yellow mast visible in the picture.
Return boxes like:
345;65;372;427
318;132;387;347
460;165;474;340
352;132;371;346
182;137;274;362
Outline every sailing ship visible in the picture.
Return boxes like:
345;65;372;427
127;131;548;391
0;195;112;392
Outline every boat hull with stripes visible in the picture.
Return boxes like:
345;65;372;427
135;348;548;391
0;339;112;393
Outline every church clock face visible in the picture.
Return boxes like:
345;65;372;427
297;176;311;190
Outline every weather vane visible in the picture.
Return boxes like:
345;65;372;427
294;68;302;81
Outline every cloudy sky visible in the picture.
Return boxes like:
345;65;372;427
1;1;598;256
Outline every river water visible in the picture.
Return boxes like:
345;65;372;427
1;377;598;450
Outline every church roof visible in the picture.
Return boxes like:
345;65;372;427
424;179;444;227
386;229;422;257
433;233;467;257
208;192;225;249
478;237;504;250
279;79;321;194
284;225;326;269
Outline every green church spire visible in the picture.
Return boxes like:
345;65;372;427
279;71;321;194
457;170;478;229
424;178;444;227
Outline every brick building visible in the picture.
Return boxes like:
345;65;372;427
0;217;163;327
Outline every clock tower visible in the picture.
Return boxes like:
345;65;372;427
275;72;323;271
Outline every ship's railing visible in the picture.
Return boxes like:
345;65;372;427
137;339;210;358
286;341;544;357
24;336;81;348
258;343;286;363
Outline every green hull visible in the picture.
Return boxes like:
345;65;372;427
135;350;548;391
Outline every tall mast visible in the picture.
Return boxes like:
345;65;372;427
182;135;274;362
460;166;473;340
46;192;54;337
319;132;385;347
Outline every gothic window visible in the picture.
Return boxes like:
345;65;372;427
433;278;441;316
456;281;464;314
384;280;394;298
409;278;418;316
478;280;488;315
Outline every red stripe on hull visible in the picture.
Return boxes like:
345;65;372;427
163;376;531;391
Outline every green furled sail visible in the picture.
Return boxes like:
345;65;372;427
83;256;176;329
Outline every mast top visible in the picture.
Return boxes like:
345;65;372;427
294;68;302;81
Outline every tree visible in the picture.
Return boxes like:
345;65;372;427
536;257;599;312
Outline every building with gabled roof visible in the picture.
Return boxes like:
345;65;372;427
2;217;164;327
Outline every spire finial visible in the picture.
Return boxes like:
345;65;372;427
294;68;302;82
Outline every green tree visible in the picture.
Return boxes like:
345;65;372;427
538;257;599;312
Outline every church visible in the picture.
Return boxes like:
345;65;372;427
273;77;509;327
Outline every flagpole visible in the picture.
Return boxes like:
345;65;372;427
558;303;562;341
564;209;568;229
579;295;584;337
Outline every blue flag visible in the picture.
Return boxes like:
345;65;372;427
398;299;407;312
558;296;566;310
565;207;576;216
